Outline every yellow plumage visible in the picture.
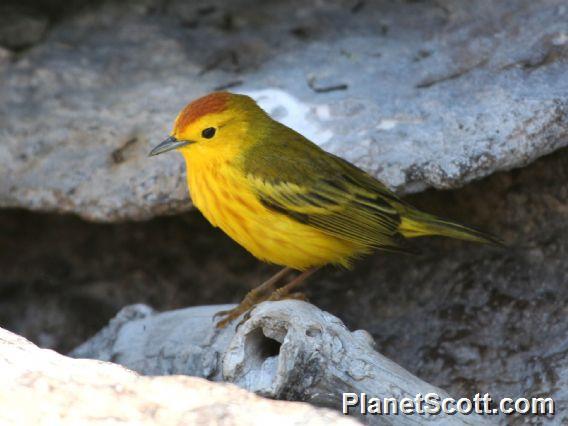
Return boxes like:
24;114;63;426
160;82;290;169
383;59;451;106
149;91;502;326
184;150;364;270
149;91;501;271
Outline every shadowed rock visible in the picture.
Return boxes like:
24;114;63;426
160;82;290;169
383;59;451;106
0;0;566;221
1;148;567;424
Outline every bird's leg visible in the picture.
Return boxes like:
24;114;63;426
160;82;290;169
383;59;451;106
230;270;317;330
214;267;294;328
281;292;309;301
232;290;311;331
265;267;319;302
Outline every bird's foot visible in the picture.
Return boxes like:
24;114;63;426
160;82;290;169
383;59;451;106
214;268;318;329
264;268;317;303
214;304;252;329
214;291;308;329
266;290;308;302
214;267;294;328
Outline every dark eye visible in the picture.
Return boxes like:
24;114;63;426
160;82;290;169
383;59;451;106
201;127;216;139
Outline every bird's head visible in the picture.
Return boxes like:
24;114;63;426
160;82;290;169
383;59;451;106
149;92;267;159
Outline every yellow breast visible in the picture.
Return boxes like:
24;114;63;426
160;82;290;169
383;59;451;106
184;158;362;270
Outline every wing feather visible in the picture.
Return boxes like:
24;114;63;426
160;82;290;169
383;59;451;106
242;128;406;251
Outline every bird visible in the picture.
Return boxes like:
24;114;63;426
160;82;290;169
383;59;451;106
149;92;502;328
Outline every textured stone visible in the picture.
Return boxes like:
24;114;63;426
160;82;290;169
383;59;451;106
0;5;49;50
71;302;493;425
1;147;566;424
0;326;359;426
0;0;566;220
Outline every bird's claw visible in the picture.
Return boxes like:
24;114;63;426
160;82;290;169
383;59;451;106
284;291;308;302
214;306;247;329
214;316;233;329
212;309;231;321
235;310;253;330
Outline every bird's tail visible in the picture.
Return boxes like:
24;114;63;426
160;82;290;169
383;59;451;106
399;210;504;247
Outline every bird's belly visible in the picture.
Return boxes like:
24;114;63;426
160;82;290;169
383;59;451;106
187;167;360;270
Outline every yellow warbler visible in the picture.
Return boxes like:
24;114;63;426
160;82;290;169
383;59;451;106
150;92;502;327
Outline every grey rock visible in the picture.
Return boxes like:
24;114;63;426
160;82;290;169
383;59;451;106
1;146;566;424
0;0;567;221
0;46;12;66
72;301;494;425
0;6;49;50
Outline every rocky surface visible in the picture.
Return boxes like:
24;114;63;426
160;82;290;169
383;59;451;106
0;0;567;221
2;146;567;424
72;302;493;425
0;326;360;426
1;0;567;423
0;5;49;51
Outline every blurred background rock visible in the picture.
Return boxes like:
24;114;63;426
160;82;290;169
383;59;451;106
0;0;567;422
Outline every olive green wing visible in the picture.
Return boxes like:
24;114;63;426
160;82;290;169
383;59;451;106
241;129;407;251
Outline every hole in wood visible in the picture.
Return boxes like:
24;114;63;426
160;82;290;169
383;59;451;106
245;327;281;362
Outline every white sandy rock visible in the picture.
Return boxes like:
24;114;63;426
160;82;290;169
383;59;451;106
0;326;360;426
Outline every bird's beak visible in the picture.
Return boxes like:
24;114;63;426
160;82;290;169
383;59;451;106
149;136;194;157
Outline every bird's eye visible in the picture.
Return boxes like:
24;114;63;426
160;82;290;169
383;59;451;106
201;127;216;139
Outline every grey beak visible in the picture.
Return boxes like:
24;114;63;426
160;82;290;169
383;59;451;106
149;136;193;157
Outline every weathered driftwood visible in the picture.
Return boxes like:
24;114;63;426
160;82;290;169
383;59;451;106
72;301;496;425
0;327;357;426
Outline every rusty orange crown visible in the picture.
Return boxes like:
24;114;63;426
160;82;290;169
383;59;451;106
174;92;231;131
